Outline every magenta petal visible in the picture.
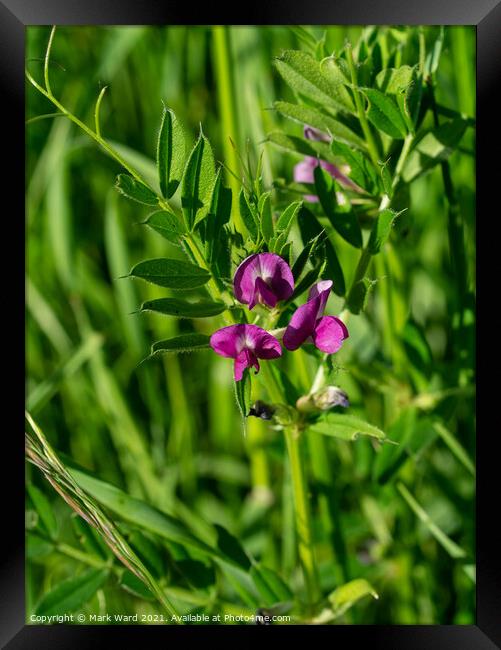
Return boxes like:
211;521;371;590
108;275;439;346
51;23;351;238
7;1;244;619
259;253;294;303
283;298;322;351
233;254;260;305
252;276;278;309
244;324;282;359
234;253;294;309
210;325;245;358
312;316;349;354
293;158;316;184
308;280;333;318
234;348;259;381
212;324;282;380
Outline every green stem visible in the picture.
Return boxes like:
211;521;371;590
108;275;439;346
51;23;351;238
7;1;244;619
212;26;244;232
346;43;380;169
285;425;320;609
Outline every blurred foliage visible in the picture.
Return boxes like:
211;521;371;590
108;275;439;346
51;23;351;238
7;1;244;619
26;25;475;624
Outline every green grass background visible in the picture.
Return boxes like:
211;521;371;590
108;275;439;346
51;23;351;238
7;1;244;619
26;25;475;624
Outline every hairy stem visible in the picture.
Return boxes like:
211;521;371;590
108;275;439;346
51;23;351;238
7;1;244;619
346;43;380;169
285;425;320;609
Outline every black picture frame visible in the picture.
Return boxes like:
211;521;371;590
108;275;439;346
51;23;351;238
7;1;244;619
2;1;498;647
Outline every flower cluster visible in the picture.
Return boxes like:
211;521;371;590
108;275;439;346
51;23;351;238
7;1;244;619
210;253;348;381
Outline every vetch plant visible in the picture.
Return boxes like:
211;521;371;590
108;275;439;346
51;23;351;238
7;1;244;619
26;25;475;623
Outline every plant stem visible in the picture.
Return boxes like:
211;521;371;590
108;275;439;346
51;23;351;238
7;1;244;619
285;425;320;609
212;26;244;232
346;43;380;169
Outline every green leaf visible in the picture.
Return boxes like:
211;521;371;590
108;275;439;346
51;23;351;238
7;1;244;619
150;334;211;355
239;189;259;241
27;484;58;539
181;130;216;230
143;210;186;245
275;200;302;235
425;27;445;76
206;168;232;263
274;50;353;113
66;466;258;604
402;118;469;182
380;159;393;197
432;421;475;478
215;524;251;571
129;258;211;289
319;56;356;112
35;568;109;617
373;408;418;485
330;140;378;193
362;87;408;139
258;192;274;242
72;516;110;560
346;277;376;314
250;564;293;606
376;65;415;94
27;533;54;559
397;482;467;559
128;530;165;578
310;413;388;443
328;578;379;618
115;174;158;205
267;131;336;165
298;206;345;296
69;467;216;556
157;106;186;198
141;298;227;318
291;233;323;281
274;101;364;149
234;368;251;419
368;208;399;254
313;166;362;248
120;570;155;600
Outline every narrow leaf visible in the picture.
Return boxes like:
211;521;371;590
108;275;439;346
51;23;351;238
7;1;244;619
274;50;352;113
397;482;467;559
234;368;251;419
181;131;216;230
362;87;408;139
239;189;259;241
115;174;158;205
143;210;186;245
150;334;211;355
141;298;227;318
310;413;388;443
328;578;378;618
275;201;302;240
129;258;211;289
35;568;109;617
368;208;399;254
157;106;186;198
259;192;274;242
313;165;362;248
27;484;58;539
250;564;293;607
346;277;376;314
298;206;346;296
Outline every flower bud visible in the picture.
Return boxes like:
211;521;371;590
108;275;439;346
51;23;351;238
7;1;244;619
296;385;349;413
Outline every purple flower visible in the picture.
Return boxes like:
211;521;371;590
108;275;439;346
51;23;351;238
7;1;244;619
210;324;282;381
283;280;349;353
234;253;294;310
293;126;358;201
